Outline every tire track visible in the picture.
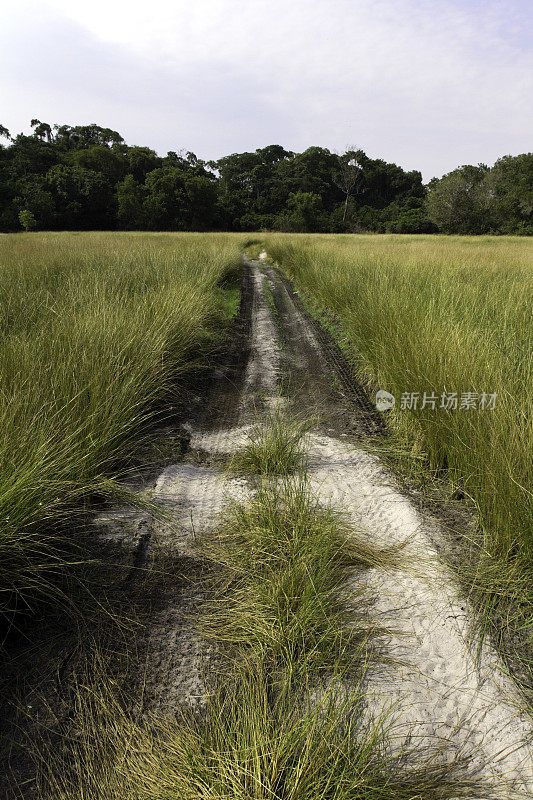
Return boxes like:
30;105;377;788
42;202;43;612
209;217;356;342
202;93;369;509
260;259;533;796
97;257;533;794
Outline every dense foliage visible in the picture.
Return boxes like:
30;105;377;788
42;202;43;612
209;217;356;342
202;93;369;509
426;157;533;235
0;121;531;233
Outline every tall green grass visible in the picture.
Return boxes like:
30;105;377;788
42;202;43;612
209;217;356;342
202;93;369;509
265;234;533;558
197;476;381;684
263;233;533;687
0;232;242;617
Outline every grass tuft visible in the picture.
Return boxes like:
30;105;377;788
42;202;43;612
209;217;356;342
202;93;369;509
37;659;491;800
197;476;382;683
228;408;310;475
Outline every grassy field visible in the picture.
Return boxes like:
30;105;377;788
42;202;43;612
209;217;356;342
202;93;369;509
0;231;243;619
264;234;532;552
263;233;533;675
1;231;532;797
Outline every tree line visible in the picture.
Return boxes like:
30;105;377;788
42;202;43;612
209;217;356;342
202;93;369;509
0;121;531;234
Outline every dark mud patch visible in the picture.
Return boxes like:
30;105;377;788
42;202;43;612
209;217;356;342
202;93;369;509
263;265;385;439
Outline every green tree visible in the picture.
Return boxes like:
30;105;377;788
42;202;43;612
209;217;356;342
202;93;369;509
63;124;124;149
333;149;364;222
67;145;127;183
116;174;147;229
426;164;490;233
276;147;338;208
12;175;55;228
127;146;160;182
143;167;189;229
483;154;533;234
382;197;435;233
30;119;53;142
277;191;325;232
19;209;37;231
46;164;113;228
143;166;218;230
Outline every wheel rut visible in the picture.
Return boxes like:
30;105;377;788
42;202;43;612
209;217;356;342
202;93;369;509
101;257;533;795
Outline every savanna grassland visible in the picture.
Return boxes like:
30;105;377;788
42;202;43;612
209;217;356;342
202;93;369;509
263;233;533;676
0;232;243;618
1;231;532;800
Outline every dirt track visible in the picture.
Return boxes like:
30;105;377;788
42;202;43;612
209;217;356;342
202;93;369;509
97;257;533;795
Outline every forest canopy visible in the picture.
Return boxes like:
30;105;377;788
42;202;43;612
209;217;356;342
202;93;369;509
0;121;531;234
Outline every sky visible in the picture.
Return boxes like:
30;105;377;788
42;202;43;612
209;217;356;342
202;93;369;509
0;0;531;181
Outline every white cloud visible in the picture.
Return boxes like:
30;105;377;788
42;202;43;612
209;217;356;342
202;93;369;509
1;0;531;179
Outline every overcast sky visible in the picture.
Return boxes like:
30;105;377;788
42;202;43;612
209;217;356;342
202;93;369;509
1;0;531;181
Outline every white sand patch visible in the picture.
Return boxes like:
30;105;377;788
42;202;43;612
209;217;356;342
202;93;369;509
151;463;248;550
94;505;151;550
306;432;533;793
93;465;248;555
141;462;251;713
189;424;255;455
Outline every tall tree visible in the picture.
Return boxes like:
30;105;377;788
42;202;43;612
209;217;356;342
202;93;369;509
426;164;490;233
31;119;53;143
333;149;365;222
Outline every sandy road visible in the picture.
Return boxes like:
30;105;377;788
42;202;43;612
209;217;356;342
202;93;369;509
100;257;533;796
